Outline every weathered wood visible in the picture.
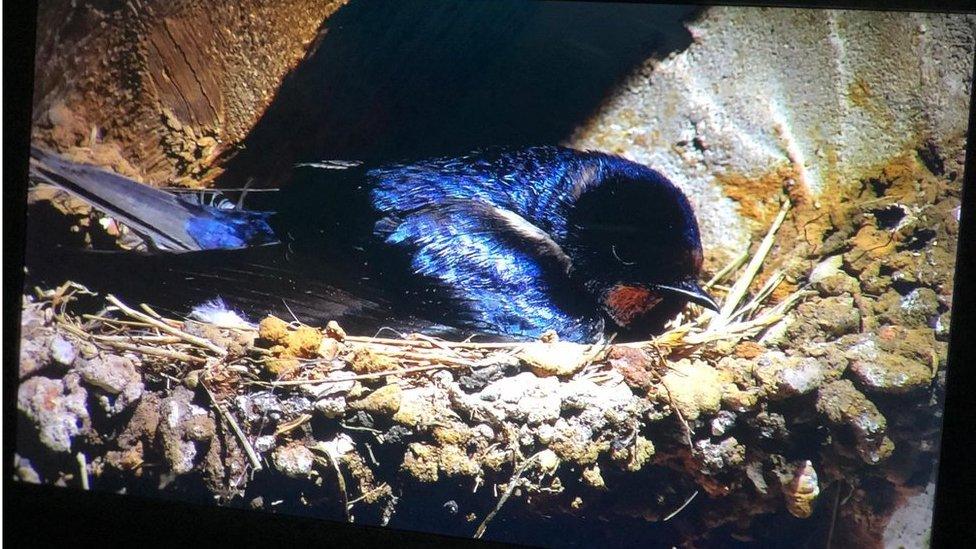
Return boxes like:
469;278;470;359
31;0;347;187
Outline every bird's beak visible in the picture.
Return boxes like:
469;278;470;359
653;280;720;312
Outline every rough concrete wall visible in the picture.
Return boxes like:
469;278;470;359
569;8;975;268
31;0;347;186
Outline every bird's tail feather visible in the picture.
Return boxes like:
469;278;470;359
23;241;455;337
28;146;273;252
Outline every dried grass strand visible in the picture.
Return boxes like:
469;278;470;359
106;294;227;355
711;199;791;330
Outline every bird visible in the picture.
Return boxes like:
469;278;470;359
26;144;718;343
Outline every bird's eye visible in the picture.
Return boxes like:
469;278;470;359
611;244;636;266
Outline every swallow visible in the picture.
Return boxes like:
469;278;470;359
27;145;718;343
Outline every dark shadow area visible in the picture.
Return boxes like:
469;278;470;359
217;0;699;188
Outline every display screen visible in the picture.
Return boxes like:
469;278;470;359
14;2;974;546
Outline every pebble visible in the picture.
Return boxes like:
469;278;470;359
49;335;77;366
272;444;315;478
17;375;90;453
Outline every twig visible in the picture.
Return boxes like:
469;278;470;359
662;381;694;449
710;200;791;330
695;289;807;346
474;452;543;539
106;294;226;355
704;249;749;289
281;299;302;325
440;340;529;350
826;481;843;549
76;452;90;490
57;321;203;362
728;270;785;322
93;340;206;364
88;334;184;344
376;349;480;367
139;303;167;320
340;422;383;435
203;384;262;472
246;345;273;356
346;482;390;507
364;443;379;467
314;448;351;522
410;333;470;358
251;363;465;388
344;335;433;348
274;413;312;436
663;490;699;521
81;314;156;329
343;335;525;350
684;303;794;346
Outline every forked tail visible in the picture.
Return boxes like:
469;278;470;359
28;146;277;252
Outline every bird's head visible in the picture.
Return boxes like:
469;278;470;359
563;158;718;337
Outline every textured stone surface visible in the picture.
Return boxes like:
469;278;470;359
272;443;316;478
158;387;216;474
816;379;893;464
656;359;725;421
76;355;145;413
570;8;975;267
17;374;90;453
753;352;824;400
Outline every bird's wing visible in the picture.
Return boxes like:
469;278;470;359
29;146;279;251
25;242;458;338
376;199;604;342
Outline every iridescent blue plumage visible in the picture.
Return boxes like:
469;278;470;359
185;210;276;249
268;145;711;341
367;147;701;251
379;199;603;341
373;147;624;240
